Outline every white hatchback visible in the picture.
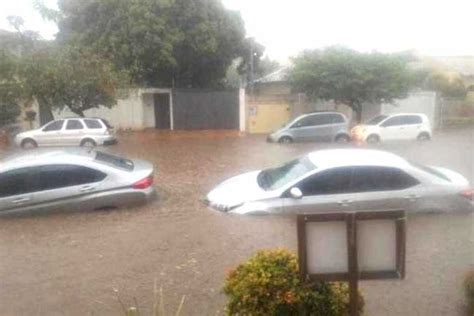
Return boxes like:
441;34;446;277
351;113;432;143
15;118;117;148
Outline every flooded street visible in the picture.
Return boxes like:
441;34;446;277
0;128;472;315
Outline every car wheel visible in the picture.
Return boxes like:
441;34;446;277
366;134;380;144
279;136;293;144
81;139;97;148
21;138;37;149
417;132;431;141
335;134;350;143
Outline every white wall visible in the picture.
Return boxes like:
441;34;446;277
142;93;156;128
381;91;437;125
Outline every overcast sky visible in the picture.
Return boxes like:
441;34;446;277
1;0;473;61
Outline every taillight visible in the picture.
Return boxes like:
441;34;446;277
132;175;154;189
459;188;474;201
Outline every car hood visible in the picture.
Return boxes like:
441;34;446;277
17;129;38;137
206;170;270;207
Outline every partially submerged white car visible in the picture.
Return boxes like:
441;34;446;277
351;113;432;143
206;149;473;215
15;118;117;148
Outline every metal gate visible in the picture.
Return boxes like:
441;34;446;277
172;89;239;130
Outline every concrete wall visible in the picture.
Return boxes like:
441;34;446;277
381;91;437;126
53;90;146;130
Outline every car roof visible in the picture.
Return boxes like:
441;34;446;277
307;149;410;169
384;113;428;118
304;111;345;116
0;148;97;170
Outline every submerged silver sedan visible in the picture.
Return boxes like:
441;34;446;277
0;148;155;214
206;149;473;215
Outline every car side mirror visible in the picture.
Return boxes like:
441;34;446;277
290;187;303;199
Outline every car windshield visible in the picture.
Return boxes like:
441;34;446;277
365;115;388;125
257;156;316;191
95;151;134;171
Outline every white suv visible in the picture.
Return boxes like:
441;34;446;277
351;113;432;143
15;118;117;148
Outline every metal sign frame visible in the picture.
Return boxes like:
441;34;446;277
297;210;406;316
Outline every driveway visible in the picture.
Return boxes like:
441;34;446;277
0;129;472;315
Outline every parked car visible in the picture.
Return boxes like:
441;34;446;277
206;149;473;215
14;118;117;149
351;113;432;143
266;111;350;143
0;148;155;214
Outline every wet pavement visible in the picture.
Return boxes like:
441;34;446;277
0;128;472;315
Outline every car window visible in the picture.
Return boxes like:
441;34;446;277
0;167;37;198
66;119;84;130
291;116;315;128
380;116;403;127
329;114;345;124
258;156;316;190
403;115;422;125
84;119;103;129
42;120;65;132
313;114;333;125
37;165;106;191
100;119;113;129
95;151;134;171
295;167;352;196
366;115;388;125
350;166;419;192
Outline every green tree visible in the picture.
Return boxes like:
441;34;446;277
0;20;129;123
18;45;129;119
53;0;246;88
289;47;414;122
424;72;467;98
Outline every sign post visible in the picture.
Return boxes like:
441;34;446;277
297;210;406;316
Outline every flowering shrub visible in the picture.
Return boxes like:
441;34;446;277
223;248;364;315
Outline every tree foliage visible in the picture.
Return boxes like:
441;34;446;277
55;0;247;88
0;21;129;121
289;47;415;122
424;72;467;98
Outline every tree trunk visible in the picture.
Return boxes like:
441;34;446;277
38;100;54;125
355;108;362;123
70;108;85;117
348;102;363;123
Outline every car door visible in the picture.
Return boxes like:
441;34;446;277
0;167;38;212
379;116;404;140
328;113;348;140
63;119;86;146
32;164;107;212
288;115;316;141
36;120;65;146
402;115;423;139
310;114;335;142
281;167;355;214
347;166;421;212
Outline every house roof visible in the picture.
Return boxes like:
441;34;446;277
253;67;289;83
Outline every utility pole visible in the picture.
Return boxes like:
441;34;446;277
248;38;254;97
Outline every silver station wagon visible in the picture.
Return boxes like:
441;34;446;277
267;111;350;143
0;148;155;214
206;149;473;215
14;118;117;148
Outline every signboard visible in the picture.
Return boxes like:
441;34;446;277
297;210;406;315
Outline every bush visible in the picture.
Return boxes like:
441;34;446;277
464;269;474;315
223;248;364;316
